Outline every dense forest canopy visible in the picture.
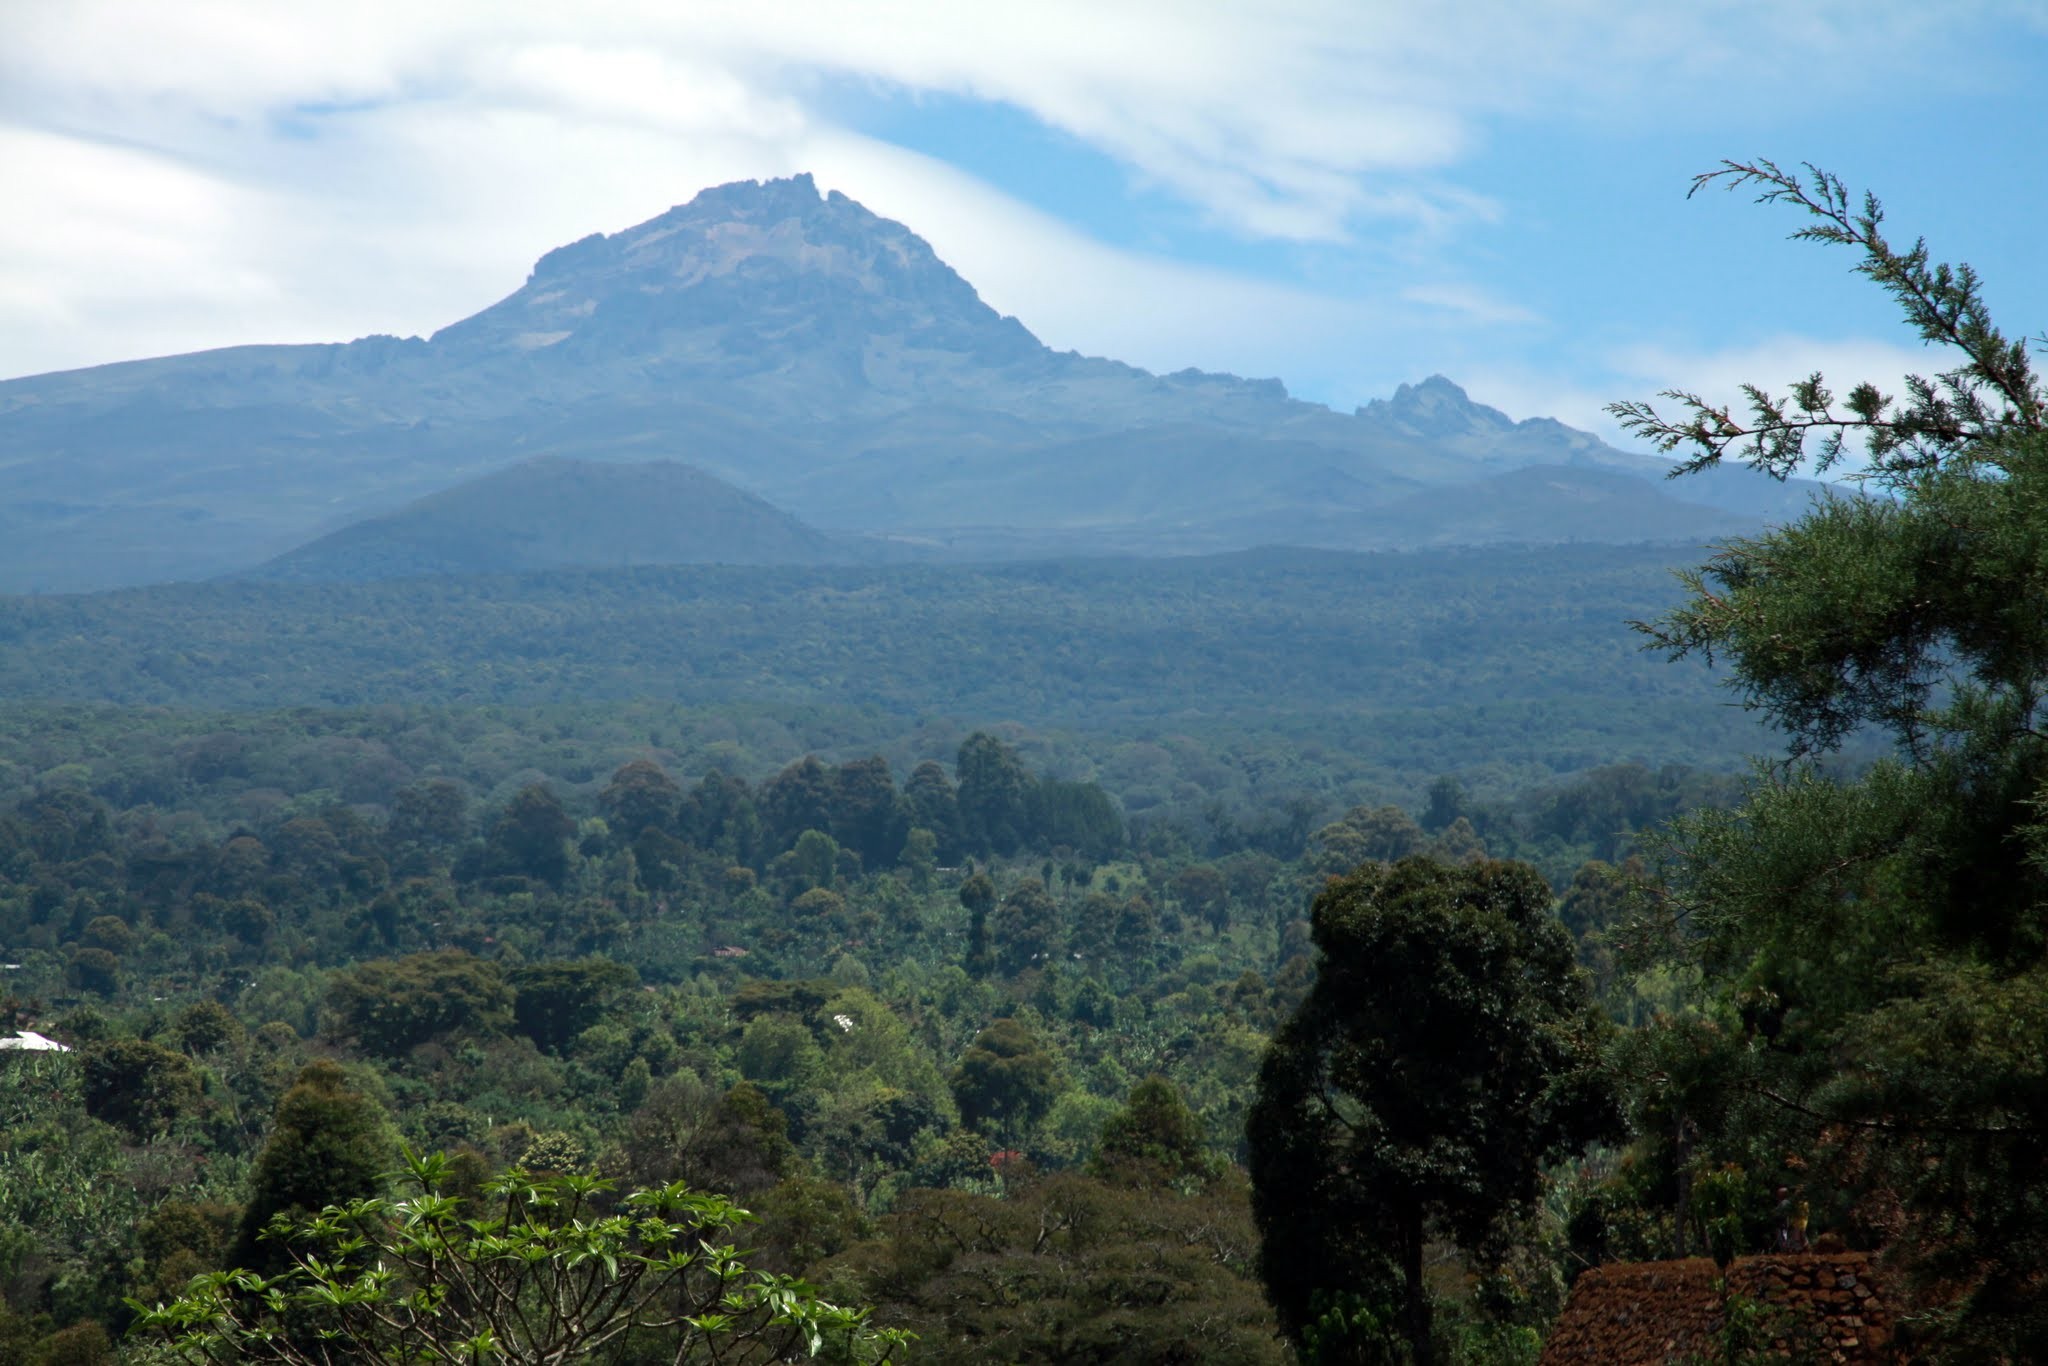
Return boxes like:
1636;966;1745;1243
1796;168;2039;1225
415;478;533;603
5;159;2044;1366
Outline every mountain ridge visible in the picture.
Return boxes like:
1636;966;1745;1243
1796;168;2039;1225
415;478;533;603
0;173;1822;591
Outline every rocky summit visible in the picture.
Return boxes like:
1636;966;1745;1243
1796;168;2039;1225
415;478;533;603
432;174;1043;384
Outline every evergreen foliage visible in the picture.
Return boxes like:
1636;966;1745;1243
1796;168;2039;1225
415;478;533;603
234;1061;398;1268
1247;858;1615;1364
1608;160;2048;1360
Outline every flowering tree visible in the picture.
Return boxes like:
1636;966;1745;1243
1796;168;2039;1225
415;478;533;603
129;1150;908;1365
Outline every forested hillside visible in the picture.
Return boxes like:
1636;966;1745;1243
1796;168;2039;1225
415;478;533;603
0;717;1719;1364
6;158;2046;1366
0;542;1767;799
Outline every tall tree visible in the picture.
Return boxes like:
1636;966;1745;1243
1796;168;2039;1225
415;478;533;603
508;957;638;1053
990;878;1061;976
1025;779;1123;858
831;756;906;870
955;733;1033;857
486;783;575;884
325;951;514;1057
386;777;469;869
1610;160;2048;1358
762;757;836;854
234;1061;398;1269
951;1018;1062;1144
598;758;683;842
1091;1076;1210;1187
902;761;963;863
1246;858;1612;1365
687;769;760;864
958;872;996;979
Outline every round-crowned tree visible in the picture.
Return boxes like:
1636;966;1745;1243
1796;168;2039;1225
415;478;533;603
235;1060;399;1269
1246;857;1613;1365
950;1018;1061;1144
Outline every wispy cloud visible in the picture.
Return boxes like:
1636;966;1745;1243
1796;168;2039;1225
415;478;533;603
0;0;2036;381
1399;284;1540;327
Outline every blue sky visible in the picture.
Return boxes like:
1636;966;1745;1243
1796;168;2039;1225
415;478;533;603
3;1;2045;443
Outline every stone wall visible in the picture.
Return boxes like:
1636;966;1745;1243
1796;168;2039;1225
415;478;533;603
1540;1252;1896;1364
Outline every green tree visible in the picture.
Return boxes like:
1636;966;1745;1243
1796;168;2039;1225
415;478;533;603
763;757;836;854
1091;1076;1211;1187
958;872;995;979
1421;777;1467;835
486;783;575;884
613;1077;797;1199
902;762;963;863
831;756;905;870
1025;779;1123;859
386;777;469;870
950;1018;1062;1143
830;1173;1284;1365
956;734;1033;857
1173;864;1230;934
65;946;121;996
1306;805;1425;877
135;1152;907;1364
790;829;840;890
508;957;638;1053
81;1037;202;1138
1609;160;2048;1359
598;758;683;841
324;950;513;1057
990;878;1060;976
901;827;939;891
234;1061;398;1268
1246;858;1612;1365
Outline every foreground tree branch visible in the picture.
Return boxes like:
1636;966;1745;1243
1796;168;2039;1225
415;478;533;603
127;1150;909;1366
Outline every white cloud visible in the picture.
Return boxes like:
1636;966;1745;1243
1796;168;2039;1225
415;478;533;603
1452;367;1637;444
1592;335;1946;474
1417;335;1947;463
1399;284;1540;328
0;0;2037;380
799;135;1367;378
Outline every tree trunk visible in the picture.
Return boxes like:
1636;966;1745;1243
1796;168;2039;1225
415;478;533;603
1672;1111;1695;1259
1402;1207;1433;1366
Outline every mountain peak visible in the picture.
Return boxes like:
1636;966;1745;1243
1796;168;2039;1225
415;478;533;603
1356;374;1516;438
433;174;1039;370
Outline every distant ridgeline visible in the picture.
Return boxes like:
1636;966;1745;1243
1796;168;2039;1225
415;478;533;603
0;543;1769;792
0;173;1823;592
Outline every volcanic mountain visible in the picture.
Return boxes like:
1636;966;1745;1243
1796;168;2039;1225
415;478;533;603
0;174;1814;591
250;457;857;583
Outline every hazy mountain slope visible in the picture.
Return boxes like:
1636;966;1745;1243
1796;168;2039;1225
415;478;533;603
1364;464;1761;547
0;542;1766;782
250;457;856;582
0;174;1825;591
